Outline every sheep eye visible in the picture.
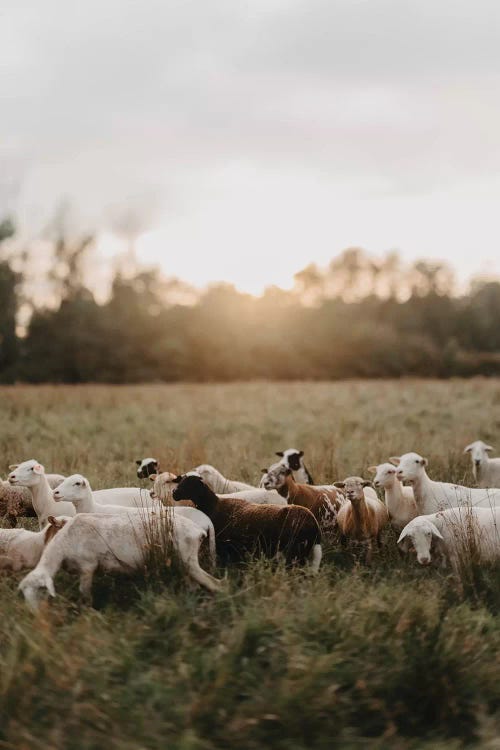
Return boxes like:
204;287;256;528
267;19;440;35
75;481;81;486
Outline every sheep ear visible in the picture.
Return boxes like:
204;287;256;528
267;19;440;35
421;457;428;467
333;481;345;489
397;528;409;544
485;444;494;452
431;524;444;540
173;475;182;483
33;463;44;475
298;450;304;458
8;464;18;470
362;480;373;488
275;452;284;457
463;444;473;453
149;474;157;481
136;459;142;465
367;466;377;474
389;457;400;466
261;468;268;474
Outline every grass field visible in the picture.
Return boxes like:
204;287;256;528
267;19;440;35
1;380;500;749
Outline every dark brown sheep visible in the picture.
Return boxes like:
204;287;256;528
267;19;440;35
172;474;322;571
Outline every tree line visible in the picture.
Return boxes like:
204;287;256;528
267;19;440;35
1;219;500;382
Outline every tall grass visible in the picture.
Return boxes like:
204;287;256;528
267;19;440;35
1;380;500;748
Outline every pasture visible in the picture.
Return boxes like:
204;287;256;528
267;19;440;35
1;380;500;749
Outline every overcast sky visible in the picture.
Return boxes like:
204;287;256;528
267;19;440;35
2;0;500;293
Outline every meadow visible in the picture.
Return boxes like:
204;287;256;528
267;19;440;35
1;380;500;749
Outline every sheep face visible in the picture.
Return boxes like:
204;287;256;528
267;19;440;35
370;463;398;489
334;477;371;503
149;471;178;501
276;449;304;471
136;458;159;479
19;570;56;611
261;462;290;491
172;474;206;503
393;453;428;483
464;441;493;470
8;459;45;488
53;475;88;503
397;518;443;565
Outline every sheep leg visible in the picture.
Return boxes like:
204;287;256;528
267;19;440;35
185;552;222;593
364;539;373;566
78;565;97;606
208;527;217;569
308;543;322;574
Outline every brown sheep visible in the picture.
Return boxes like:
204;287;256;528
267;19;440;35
261;462;341;535
333;476;389;564
0;481;36;527
172;474;322;571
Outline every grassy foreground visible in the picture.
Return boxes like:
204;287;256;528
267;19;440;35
1;380;500;749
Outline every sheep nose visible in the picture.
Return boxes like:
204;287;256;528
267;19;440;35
475;460;481;467
374;481;380;488
396;470;403;478
419;556;431;566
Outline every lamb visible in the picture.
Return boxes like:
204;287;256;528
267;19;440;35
397;506;500;573
8;460;154;529
333;476;389;564
136;457;159;479
392;453;500;515
55;474;216;566
151;471;286;506
18;511;222;610
172;474;322;572
0;516;68;571
464;441;500;489
368;463;418;531
260;462;341;534
273;449;314;484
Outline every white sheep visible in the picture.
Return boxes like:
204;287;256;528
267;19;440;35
55;474;216;566
8;460;154;529
368;462;418;531
8;465;64;489
392;453;500;515
0;516;68;571
18;512;222;610
464;441;500;489
194;464;256;494
397;506;500;573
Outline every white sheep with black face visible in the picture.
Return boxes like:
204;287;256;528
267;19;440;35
136;457;159;479
273;449;314;485
464;441;500;489
392;452;500;515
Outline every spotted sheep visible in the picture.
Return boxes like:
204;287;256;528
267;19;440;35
172;473;323;572
136;457;160;479
333;476;389;564
272;449;314;485
260;461;341;535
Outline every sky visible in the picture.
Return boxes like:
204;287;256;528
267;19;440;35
2;0;500;294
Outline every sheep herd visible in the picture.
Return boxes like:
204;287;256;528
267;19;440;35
2;441;500;611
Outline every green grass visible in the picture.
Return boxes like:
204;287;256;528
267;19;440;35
1;380;500;749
